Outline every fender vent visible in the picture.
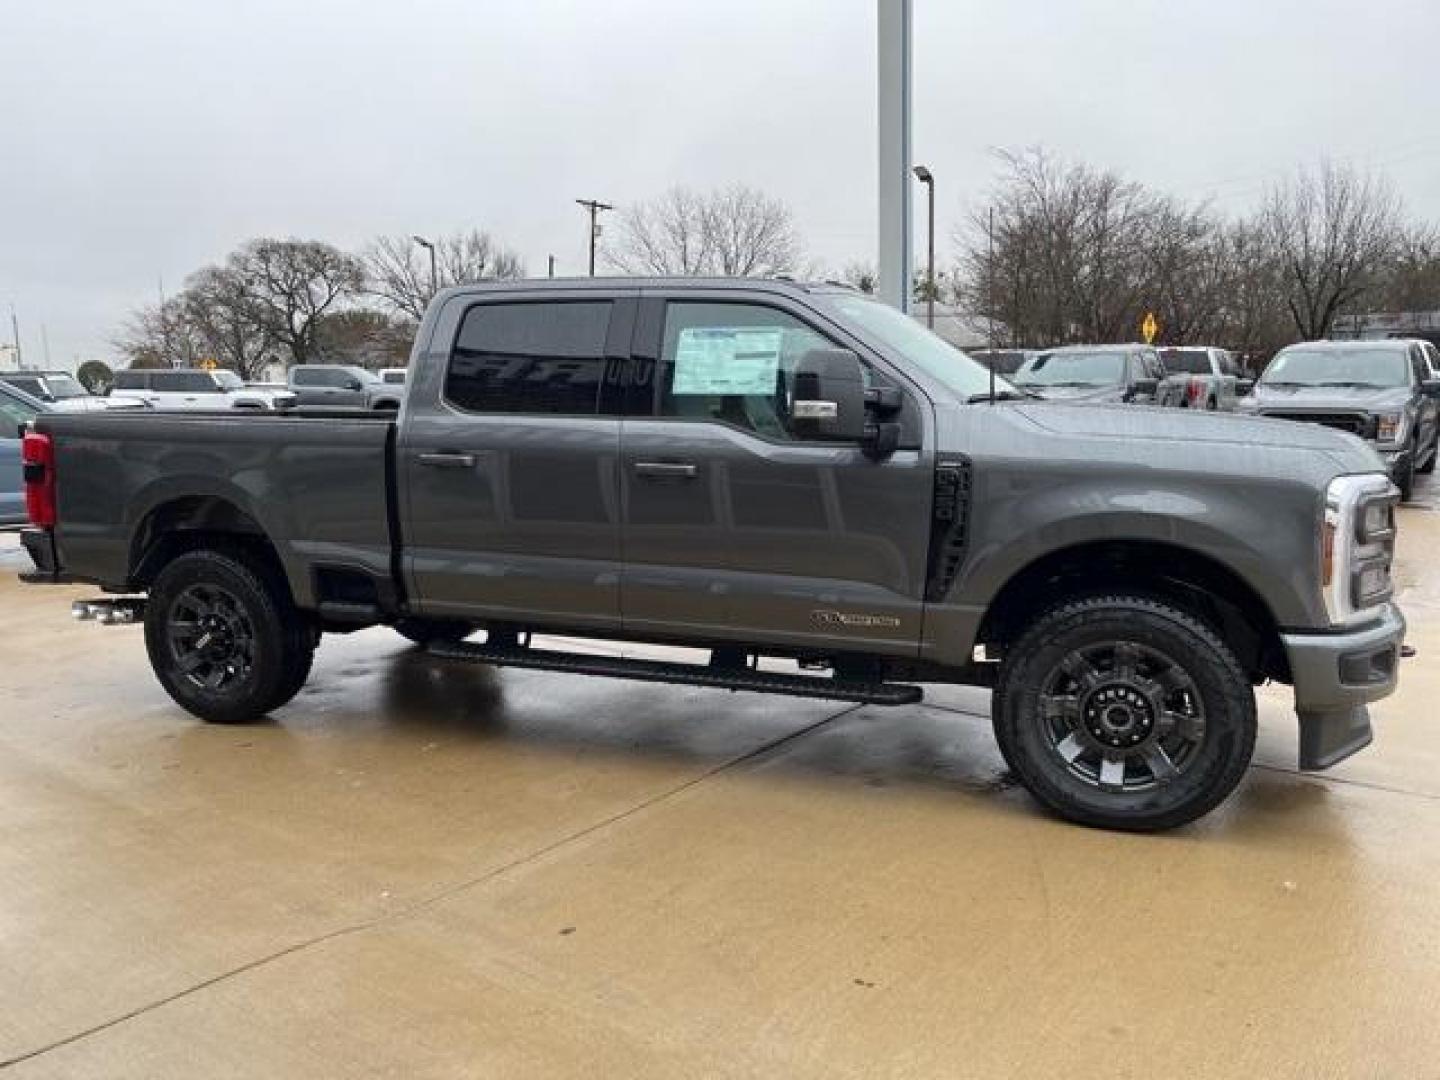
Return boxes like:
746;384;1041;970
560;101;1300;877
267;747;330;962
925;457;973;602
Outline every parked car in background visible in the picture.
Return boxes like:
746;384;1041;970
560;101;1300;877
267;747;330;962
0;381;46;525
288;365;403;410
0;370;148;412
112;368;297;410
1239;339;1440;499
965;349;1035;378
1011;344;1182;406
379;367;408;385
1158;347;1247;411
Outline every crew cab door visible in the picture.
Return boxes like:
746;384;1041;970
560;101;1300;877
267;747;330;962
619;292;932;655
400;290;636;631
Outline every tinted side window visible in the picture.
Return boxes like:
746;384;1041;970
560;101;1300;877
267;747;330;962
320;368;355;388
447;302;612;415
1410;346;1426;385
114;371;147;391
167;372;213;392
656;302;840;440
291;368;321;387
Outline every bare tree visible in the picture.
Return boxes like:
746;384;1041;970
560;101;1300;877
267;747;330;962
609;184;800;277
1258;161;1403;340
364;230;525;321
179;265;278;380
226;239;366;366
113;296;207;370
1378;223;1440;313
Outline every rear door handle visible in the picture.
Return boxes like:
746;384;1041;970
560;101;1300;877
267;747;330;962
634;461;698;480
418;452;477;468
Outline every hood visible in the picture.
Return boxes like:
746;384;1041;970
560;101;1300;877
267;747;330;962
1013;382;1125;403
1244;384;1411;412
1008;400;1375;455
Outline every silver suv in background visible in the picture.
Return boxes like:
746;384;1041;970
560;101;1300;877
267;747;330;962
288;365;403;410
0;370;149;413
112;368;297;410
1011;344;1183;406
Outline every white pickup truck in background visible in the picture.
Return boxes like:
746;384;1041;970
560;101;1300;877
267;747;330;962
1159;346;1249;411
112;368;297;410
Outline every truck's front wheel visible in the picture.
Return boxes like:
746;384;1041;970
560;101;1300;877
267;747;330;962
993;595;1256;831
144;547;315;723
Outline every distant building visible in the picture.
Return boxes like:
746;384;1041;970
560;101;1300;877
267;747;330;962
1332;311;1440;348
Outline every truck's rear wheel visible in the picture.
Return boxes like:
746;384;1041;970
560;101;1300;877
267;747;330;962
144;547;314;723
993;595;1256;831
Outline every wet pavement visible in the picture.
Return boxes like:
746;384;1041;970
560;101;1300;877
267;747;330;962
0;480;1437;1078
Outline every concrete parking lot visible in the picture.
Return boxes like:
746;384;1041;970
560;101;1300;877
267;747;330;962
1;482;1438;1079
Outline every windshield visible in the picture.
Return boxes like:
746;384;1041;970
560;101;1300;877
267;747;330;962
1015;350;1127;387
1158;348;1211;375
213;370;245;390
1261;348;1410;389
818;293;1014;399
39;374;87;398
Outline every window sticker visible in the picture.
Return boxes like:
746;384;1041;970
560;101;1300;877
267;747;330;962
672;327;782;396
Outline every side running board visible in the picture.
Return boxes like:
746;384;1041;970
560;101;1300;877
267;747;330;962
426;640;924;707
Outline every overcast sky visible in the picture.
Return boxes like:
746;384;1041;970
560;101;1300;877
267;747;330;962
3;0;1439;368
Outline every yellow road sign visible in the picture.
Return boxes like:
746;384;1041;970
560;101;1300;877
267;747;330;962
1141;312;1159;345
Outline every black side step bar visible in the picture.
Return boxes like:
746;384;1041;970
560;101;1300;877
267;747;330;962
426;640;924;707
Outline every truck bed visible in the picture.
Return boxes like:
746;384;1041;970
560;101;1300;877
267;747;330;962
33;409;396;608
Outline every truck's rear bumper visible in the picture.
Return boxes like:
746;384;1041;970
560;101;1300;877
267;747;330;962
1281;604;1407;770
17;527;74;584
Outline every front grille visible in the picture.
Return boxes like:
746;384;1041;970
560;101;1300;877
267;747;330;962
1261;411;1375;438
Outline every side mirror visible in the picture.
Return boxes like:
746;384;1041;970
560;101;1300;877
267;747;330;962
1422;379;1440;398
1237;378;1255;396
1133;377;1159;396
791;348;867;442
346;379;363;391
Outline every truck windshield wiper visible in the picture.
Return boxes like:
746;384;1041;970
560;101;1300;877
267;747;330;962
1314;381;1384;389
967;390;1032;403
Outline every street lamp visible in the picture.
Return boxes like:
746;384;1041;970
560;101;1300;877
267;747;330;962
411;235;437;296
912;164;935;329
575;199;613;276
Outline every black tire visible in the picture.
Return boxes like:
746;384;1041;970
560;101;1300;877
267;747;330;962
144;547;315;723
1397;444;1417;501
1206;397;1218;411
993;594;1256;831
1418;437;1436;475
393;617;472;647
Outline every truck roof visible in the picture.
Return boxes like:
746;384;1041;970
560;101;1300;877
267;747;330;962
433;276;858;301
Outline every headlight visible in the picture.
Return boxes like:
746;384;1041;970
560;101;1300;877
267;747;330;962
1375;411;1406;443
1321;474;1399;625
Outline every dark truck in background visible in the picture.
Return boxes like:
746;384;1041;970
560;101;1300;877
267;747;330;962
18;278;1408;830
1240;339;1440;501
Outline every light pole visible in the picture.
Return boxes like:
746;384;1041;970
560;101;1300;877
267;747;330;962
912;164;935;329
411;235;437;296
575;199;613;276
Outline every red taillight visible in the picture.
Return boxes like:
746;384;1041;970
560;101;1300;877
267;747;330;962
21;432;56;527
1187;379;1204;403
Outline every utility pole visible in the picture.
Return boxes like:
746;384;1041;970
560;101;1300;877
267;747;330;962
575;199;613;276
411;235;438;297
9;304;21;370
912;165;935;328
877;0;913;311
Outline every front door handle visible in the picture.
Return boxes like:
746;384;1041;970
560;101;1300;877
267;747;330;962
418;452;477;469
634;461;698;480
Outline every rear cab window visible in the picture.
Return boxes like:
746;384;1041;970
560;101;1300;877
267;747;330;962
446;301;615;416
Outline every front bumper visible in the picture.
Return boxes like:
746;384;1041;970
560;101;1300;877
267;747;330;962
1281;603;1407;769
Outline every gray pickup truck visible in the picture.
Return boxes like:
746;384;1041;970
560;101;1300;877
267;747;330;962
17;278;1408;831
